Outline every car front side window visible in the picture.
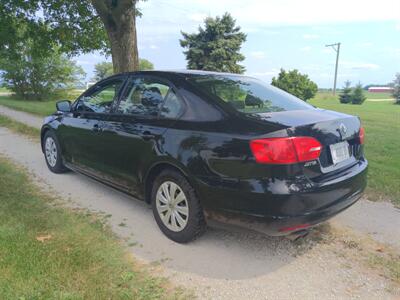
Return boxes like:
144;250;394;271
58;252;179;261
75;79;124;113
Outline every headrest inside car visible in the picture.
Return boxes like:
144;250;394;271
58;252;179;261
141;87;163;106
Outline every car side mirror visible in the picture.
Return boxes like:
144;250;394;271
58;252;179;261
56;100;72;113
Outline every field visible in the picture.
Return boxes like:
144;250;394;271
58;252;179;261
310;93;399;204
363;91;393;100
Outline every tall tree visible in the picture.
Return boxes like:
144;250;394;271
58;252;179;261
90;0;140;72
180;13;247;74
0;0;142;73
93;58;154;81
271;69;318;101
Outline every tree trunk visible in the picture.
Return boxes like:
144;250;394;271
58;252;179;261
91;0;139;73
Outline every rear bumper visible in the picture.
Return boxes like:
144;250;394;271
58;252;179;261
197;159;368;235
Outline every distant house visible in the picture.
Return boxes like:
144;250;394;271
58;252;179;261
368;86;394;93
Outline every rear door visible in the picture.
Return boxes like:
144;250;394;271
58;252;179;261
99;75;184;195
58;75;127;177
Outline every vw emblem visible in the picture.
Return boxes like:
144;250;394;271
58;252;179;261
339;123;347;135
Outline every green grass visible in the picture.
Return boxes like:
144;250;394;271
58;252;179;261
0;96;59;116
317;90;394;100
364;91;394;100
0;156;183;299
0;114;40;139
0;90;82;117
310;93;400;205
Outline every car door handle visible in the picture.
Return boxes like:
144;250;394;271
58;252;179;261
141;131;155;140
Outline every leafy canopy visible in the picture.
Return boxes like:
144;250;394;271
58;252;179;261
93;62;114;81
93;59;154;81
0;43;85;100
138;59;154;71
271;69;318;101
0;12;86;100
180;13;247;74
0;0;108;57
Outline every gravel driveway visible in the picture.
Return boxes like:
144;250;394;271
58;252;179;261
1;106;399;299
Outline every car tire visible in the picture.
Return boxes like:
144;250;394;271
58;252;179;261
151;169;206;243
43;131;68;174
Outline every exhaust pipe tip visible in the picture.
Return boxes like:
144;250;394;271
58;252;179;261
286;229;310;241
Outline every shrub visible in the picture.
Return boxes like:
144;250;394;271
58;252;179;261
351;83;366;105
339;80;352;104
392;73;400;105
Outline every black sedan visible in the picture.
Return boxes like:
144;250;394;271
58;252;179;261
41;70;367;243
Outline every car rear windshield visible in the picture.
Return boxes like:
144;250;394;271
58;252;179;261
186;74;313;114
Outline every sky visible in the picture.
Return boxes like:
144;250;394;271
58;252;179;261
76;0;400;88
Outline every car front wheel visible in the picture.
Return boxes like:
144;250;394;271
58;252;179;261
151;169;206;243
43;131;68;173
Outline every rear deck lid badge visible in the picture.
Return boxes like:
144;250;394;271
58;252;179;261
339;123;347;136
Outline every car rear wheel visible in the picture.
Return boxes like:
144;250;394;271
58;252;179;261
43;131;68;174
151;169;206;243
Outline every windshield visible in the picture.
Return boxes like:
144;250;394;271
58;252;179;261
186;74;313;114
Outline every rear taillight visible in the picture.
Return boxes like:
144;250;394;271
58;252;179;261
359;127;365;144
249;137;322;164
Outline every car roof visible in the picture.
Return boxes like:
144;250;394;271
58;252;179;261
121;69;248;78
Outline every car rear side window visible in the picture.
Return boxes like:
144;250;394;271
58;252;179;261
186;74;313;114
160;90;183;119
117;77;170;116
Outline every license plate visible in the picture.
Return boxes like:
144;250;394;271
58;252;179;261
330;141;350;164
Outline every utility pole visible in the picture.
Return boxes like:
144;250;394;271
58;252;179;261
325;42;341;95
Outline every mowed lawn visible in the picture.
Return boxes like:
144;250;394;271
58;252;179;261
0;157;183;299
0;96;58;116
0;91;82;117
310;93;399;205
317;90;394;100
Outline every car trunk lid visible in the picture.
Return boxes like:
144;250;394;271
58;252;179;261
253;108;364;175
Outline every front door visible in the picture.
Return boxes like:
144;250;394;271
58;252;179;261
58;76;127;178
99;75;184;195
